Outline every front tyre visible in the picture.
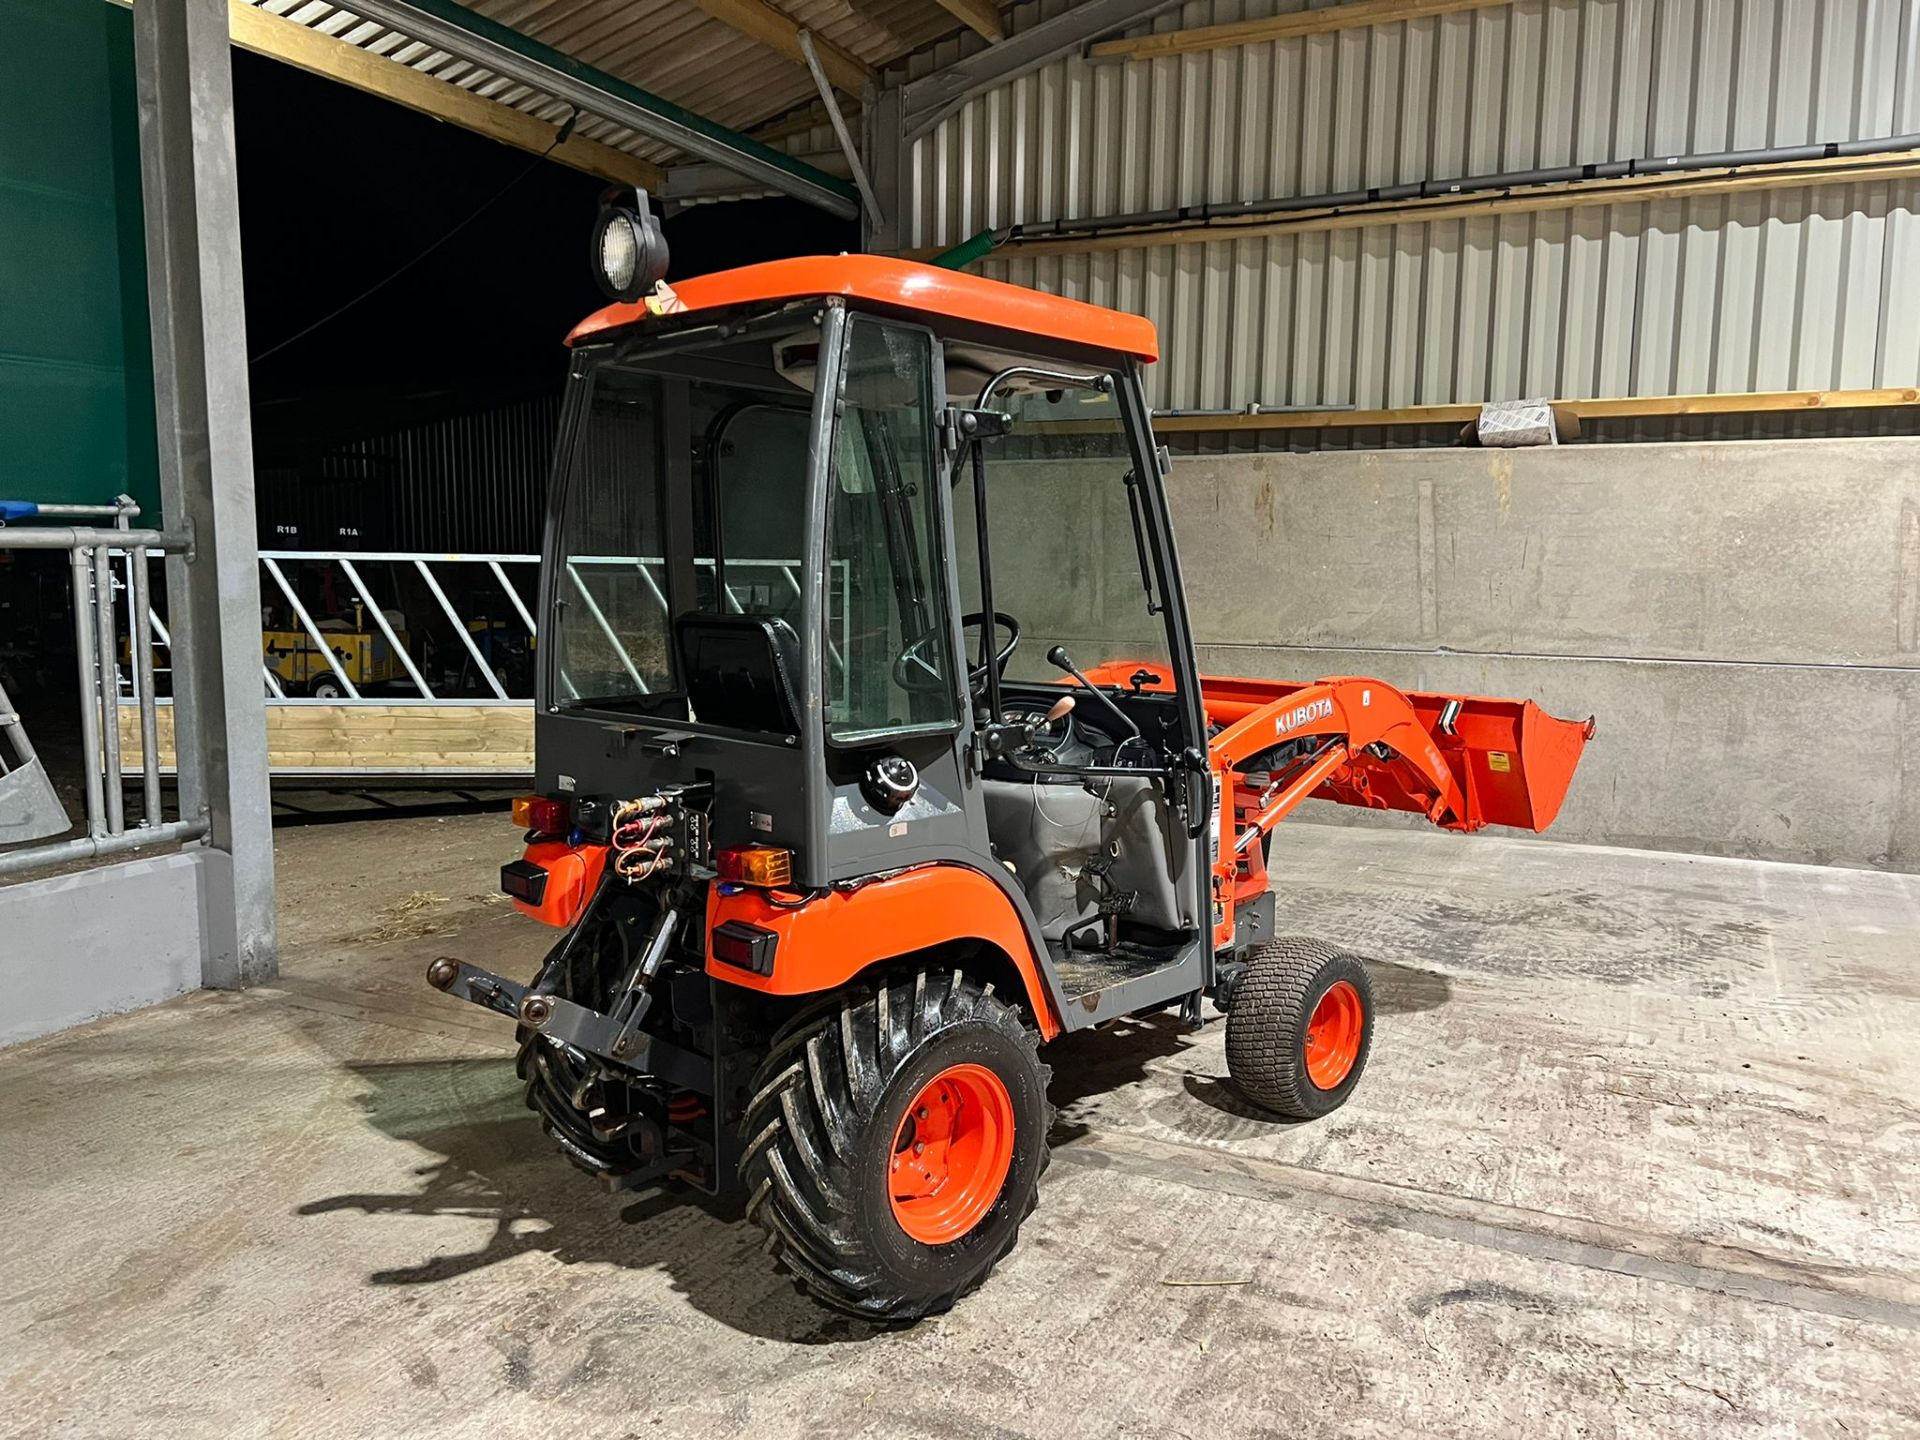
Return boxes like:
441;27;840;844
741;970;1051;1321
1225;936;1374;1120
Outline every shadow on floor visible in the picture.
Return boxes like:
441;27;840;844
297;959;1445;1340
296;1057;886;1344
1366;958;1453;1016
1044;1011;1199;1113
298;1017;1210;1341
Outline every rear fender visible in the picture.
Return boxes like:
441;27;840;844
706;865;1064;1039
511;839;611;928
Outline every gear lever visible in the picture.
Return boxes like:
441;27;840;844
1045;644;1143;743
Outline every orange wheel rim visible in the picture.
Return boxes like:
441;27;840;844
1304;980;1364;1090
888;1063;1016;1245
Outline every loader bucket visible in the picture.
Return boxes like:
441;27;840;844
1399;691;1595;833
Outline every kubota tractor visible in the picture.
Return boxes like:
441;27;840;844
428;193;1592;1320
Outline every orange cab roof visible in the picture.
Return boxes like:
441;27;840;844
567;254;1159;362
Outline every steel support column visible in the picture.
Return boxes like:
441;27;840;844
133;0;278;987
863;85;905;253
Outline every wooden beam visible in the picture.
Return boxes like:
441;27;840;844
931;0;1008;44
1092;0;1512;62
967;153;1920;260
683;0;875;93
1570;388;1920;419
1147;388;1920;434
750;100;833;144
120;702;534;775
225;0;662;189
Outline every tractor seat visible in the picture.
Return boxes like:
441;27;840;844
676;613;803;735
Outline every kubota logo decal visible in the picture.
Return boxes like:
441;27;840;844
1276;698;1334;734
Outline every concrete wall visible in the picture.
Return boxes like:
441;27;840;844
0;850;224;1047
1166;438;1920;872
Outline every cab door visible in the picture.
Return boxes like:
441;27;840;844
951;363;1214;1016
812;314;981;880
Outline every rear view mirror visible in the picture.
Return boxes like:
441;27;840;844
943;407;1013;460
948;407;1014;439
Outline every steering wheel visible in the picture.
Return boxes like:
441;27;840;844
894;610;1020;694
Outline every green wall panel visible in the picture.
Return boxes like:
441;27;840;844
0;0;158;517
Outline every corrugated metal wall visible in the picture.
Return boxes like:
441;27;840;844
898;0;1920;418
255;390;561;553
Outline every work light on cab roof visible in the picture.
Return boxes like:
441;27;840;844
590;186;669;303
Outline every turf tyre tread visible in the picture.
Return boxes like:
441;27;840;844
1225;935;1374;1120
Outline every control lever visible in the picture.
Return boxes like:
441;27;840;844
1038;692;1076;729
1045;644;1143;744
981;693;1075;760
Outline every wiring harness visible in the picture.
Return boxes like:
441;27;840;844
612;795;675;881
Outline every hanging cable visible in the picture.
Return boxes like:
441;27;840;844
249;108;582;366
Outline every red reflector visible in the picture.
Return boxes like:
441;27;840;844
711;919;778;975
514;795;570;834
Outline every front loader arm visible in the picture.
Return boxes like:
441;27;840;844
1208;677;1470;840
1201;670;1590;956
1198;671;1592;843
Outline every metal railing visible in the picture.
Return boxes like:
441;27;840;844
116;550;838;711
252;549;539;703
49;543;850;784
0;499;207;880
108;549;538;708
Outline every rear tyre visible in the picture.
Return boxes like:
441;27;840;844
1225;936;1374;1120
741;970;1051;1321
515;926;650;1179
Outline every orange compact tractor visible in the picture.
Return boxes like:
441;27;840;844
429;191;1592;1319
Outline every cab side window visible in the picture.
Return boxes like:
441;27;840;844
825;321;959;741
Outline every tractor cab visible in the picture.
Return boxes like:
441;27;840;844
532;253;1215;1020
427;196;1592;1322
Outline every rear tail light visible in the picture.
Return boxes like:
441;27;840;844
710;919;778;974
499;859;549;904
714;845;794;887
512;794;570;834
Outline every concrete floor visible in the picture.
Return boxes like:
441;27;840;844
3;816;1918;1438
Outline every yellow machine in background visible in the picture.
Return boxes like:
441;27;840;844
263;603;410;697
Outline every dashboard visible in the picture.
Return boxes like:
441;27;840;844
996;690;1176;772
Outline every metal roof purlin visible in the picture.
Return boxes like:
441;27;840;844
900;0;1191;139
333;0;862;218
